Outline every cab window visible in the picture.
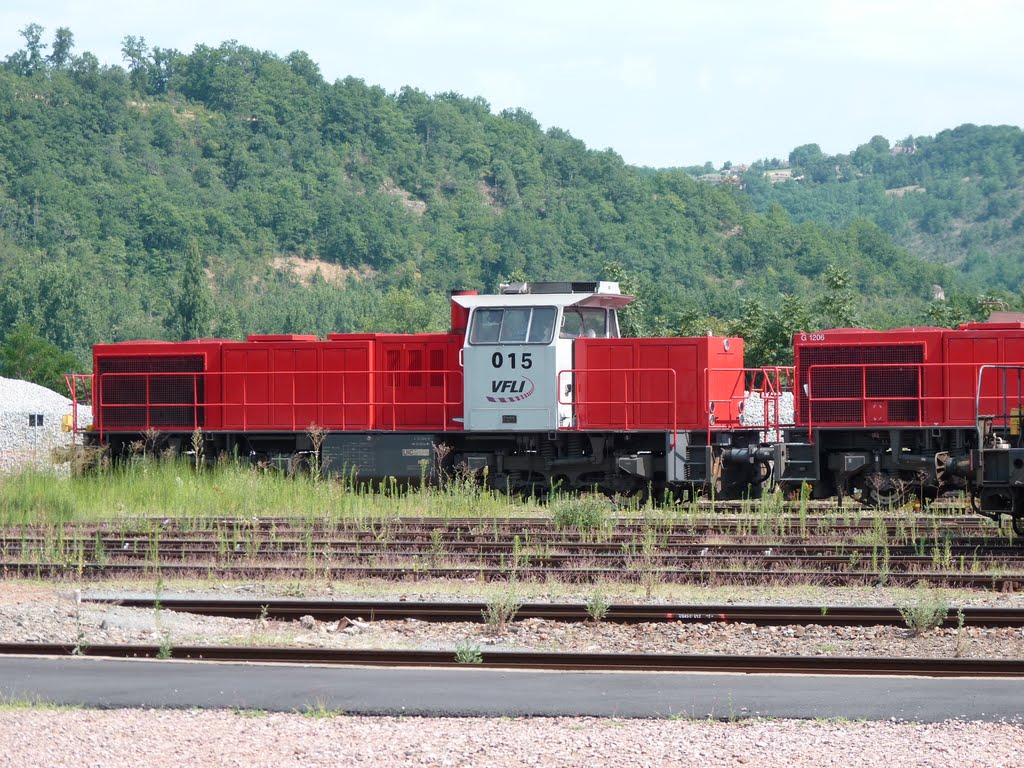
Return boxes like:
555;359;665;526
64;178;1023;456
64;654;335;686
560;308;609;339
469;306;556;344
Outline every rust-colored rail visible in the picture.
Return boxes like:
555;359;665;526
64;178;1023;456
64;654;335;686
91;598;1024;628
6;562;1024;590
0;643;1020;677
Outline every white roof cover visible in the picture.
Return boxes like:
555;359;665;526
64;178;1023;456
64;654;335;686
452;292;635;310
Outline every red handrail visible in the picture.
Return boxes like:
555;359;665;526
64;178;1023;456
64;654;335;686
804;360;1024;439
80;368;465;444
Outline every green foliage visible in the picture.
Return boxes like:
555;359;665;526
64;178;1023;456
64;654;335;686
748;124;1024;290
817;264;857;329
729;294;812;368
925;293;988;328
0;26;1017;371
170;239;213;340
454;640;483;664
585;590;610;622
482;589;521;634
156;632;173;659
0;321;79;392
899;589;949;636
551;494;610;531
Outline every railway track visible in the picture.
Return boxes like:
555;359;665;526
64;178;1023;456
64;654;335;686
88;598;1024;628
2;510;997;539
6;535;1018;555
5;560;1023;589
5;561;1023;589
0;642;1020;677
8;548;1023;572
3;509;1019;589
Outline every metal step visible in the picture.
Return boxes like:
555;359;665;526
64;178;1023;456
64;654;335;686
779;441;818;483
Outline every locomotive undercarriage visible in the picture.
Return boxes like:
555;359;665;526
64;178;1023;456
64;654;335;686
445;431;774;501
781;426;980;508
92;428;776;501
94;431;321;474
92;424;1024;531
447;431;667;499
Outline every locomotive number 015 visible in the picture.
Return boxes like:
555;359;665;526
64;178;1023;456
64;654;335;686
491;352;533;369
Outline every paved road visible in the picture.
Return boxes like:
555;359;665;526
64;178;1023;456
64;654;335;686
0;657;1020;721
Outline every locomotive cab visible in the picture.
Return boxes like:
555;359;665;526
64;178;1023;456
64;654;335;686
455;282;632;432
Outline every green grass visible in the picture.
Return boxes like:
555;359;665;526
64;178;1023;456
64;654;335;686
0;458;527;526
0;696;77;712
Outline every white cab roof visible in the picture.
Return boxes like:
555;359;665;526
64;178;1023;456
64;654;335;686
453;289;634;311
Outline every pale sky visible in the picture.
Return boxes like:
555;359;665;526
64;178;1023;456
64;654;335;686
1;0;1022;168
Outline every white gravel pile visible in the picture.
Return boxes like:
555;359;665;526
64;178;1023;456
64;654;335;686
742;391;795;440
0;376;92;473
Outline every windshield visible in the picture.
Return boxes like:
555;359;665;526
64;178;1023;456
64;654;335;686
469;306;557;344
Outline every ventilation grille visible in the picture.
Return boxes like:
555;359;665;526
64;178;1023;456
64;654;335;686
97;356;205;429
798;344;924;424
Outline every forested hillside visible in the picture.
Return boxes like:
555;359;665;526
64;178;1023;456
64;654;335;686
741;126;1024;288
0;25;1016;388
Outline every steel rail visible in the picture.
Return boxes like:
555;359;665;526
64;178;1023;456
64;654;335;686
8;513;989;535
0;643;1020;677
23;550;1021;574
5;561;1020;589
6;538;1019;557
88;598;1024;628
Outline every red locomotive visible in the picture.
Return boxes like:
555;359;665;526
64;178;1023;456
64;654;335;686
67;281;1024;530
783;320;1024;526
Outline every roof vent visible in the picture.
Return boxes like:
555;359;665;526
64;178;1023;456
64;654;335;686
498;281;620;295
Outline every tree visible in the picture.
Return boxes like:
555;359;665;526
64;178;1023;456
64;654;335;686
121;35;150;92
0;321;79;393
601;261;645;336
47;27;74;69
730;295;812;367
817;264;858;329
19;23;45;75
170;239;213;340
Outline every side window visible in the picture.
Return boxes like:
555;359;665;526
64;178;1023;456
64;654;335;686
581;309;607;338
560;310;582;339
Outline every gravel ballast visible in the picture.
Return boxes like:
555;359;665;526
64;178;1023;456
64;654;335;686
2;583;1024;661
2;583;1023;764
0;710;1020;768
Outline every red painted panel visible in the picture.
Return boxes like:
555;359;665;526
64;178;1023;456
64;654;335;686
943;326;1024;424
222;339;375;431
574;337;744;431
321;343;373;430
222;346;270;429
374;334;463;430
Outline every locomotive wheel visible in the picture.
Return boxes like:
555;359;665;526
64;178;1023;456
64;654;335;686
1012;491;1024;537
864;486;907;508
605;485;650;510
859;473;908;509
